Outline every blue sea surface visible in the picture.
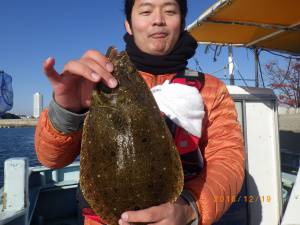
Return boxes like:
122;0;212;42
0;127;40;187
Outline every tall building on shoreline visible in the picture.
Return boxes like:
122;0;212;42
33;92;43;118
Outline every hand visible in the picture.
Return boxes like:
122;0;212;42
43;49;118;113
119;197;197;225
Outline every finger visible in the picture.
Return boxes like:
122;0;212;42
121;204;168;223
80;80;96;108
118;219;130;225
43;57;60;85
62;60;101;83
80;57;118;88
82;49;114;72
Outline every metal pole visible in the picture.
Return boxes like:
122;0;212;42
186;0;231;31
255;49;259;87
228;45;235;85
247;22;300;47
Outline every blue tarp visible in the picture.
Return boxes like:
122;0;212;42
0;71;13;115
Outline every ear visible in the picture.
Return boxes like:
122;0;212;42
125;20;132;35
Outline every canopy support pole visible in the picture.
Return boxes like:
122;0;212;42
254;49;259;87
228;45;235;85
186;0;231;31
204;20;300;32
246;21;300;47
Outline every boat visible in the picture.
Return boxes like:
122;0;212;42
1;0;300;224
1;86;299;225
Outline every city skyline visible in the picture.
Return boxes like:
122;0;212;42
1;89;44;116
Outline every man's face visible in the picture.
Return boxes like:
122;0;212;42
125;0;182;56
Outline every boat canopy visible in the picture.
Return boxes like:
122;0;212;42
187;0;300;55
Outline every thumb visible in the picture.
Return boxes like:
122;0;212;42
121;204;167;223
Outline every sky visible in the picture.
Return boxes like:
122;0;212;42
0;0;287;115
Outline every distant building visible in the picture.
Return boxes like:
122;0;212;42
33;92;43;118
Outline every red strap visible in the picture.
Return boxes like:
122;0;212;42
175;128;200;154
82;208;108;224
171;77;202;91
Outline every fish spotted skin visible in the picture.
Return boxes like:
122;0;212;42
80;47;184;225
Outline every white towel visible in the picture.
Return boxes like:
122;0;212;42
151;80;205;138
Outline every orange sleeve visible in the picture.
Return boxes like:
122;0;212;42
34;109;82;169
184;76;245;225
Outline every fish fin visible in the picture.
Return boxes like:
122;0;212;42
106;46;118;61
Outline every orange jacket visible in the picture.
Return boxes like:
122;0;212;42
35;71;245;225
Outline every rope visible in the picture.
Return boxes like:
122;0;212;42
256;50;266;88
193;57;203;72
233;60;249;87
210;64;228;75
263;50;300;60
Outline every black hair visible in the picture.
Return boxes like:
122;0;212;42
125;0;187;29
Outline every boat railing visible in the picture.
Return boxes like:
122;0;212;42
281;168;300;225
0;158;80;225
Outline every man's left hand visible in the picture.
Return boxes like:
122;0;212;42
118;197;196;225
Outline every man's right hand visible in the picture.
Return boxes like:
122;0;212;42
43;49;118;113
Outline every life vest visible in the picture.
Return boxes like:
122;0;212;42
78;69;205;224
166;69;204;181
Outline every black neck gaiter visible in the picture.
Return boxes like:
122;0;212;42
124;31;198;75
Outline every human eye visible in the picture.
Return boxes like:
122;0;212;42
140;10;151;15
165;10;176;15
164;7;178;15
139;6;152;15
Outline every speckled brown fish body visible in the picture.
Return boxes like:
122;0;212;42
80;47;184;225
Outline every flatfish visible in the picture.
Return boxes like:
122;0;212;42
80;47;184;225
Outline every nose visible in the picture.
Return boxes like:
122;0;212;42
152;10;166;26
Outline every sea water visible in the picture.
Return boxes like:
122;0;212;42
0;127;39;187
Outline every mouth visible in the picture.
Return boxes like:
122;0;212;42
150;32;168;39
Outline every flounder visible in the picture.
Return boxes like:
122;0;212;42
80;47;184;225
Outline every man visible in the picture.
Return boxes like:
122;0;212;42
35;0;245;224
